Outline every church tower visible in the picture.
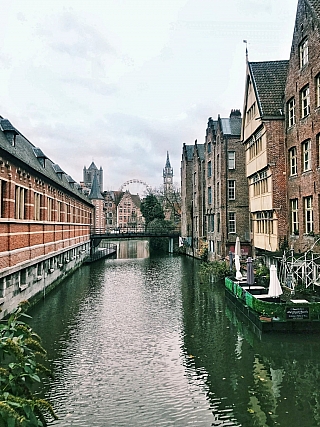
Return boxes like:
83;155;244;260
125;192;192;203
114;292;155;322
163;151;173;193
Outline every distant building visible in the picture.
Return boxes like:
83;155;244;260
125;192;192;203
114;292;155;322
117;191;144;229
163;151;173;194
89;173;105;232
82;162;103;194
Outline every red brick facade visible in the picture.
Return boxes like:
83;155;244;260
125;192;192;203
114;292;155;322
0;117;94;318
285;0;320;252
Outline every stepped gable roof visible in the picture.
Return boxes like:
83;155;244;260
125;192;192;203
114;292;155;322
0;117;91;204
249;60;289;117
89;173;103;200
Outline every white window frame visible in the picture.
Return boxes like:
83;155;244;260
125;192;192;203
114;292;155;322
302;139;311;172
291;199;299;234
301;86;310;118
228;180;235;200
228;151;235;169
288;98;295;127
304;196;313;234
289;147;297;176
316;75;320;108
228;212;236;233
300;38;308;68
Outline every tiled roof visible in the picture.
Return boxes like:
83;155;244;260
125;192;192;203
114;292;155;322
249;60;289;117
307;0;320;19
220;117;241;136
0;118;91;204
195;143;205;161
183;144;194;161
89;173;103;200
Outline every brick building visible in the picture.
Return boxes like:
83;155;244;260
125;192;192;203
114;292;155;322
0;117;93;318
181;111;250;260
242;59;289;257
205;110;250;260
181;143;194;255
285;0;320;253
117;191;144;230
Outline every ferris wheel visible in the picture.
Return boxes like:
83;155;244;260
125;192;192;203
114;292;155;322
119;179;151;195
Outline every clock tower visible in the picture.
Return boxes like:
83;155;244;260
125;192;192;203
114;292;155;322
163;151;173;193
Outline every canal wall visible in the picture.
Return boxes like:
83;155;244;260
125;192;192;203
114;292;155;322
0;241;91;319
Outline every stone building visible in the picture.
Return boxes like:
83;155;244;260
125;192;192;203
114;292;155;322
285;0;320;253
0;117;93;319
181;143;194;254
89;172;105;232
82;162;103;194
205;111;250;260
242;59;289;258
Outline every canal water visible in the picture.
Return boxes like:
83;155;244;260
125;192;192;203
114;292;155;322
28;242;320;427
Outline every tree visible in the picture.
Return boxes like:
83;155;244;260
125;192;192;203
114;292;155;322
140;194;164;226
0;301;57;427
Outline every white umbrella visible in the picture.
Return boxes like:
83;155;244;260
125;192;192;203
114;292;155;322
234;236;242;280
268;265;283;297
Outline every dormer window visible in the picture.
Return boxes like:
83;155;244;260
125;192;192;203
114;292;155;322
0;119;19;146
33;147;47;168
52;164;65;179
299;38;308;68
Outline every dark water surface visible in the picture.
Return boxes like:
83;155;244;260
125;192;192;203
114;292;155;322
28;253;320;427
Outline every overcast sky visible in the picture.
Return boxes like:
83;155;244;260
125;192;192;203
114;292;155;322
1;0;297;192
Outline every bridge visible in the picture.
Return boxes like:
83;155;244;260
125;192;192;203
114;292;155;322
90;226;180;240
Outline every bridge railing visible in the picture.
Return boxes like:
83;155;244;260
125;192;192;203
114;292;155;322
90;226;180;236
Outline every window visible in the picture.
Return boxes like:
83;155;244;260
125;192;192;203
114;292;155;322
208;187;212;204
34;192;41;221
304;196;313;233
302;139;311;172
209;214;214;232
228;151;235;169
317;134;320;167
208;142;211;153
252;170;268;196
229;212;236;233
301;86;310;118
15;186;27;219
207;161;212;178
217;213;220;233
47;197;53;221
0;179;6;218
316;75;320;108
299;38;308;68
288;98;295;127
291;199;299;234
256;211;273;234
228;180;235;200
246;102;256;122
289;147;297;175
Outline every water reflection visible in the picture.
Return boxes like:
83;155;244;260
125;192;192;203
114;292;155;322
28;253;320;427
101;239;149;259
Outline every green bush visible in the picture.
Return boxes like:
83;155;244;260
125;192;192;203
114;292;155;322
0;301;57;426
